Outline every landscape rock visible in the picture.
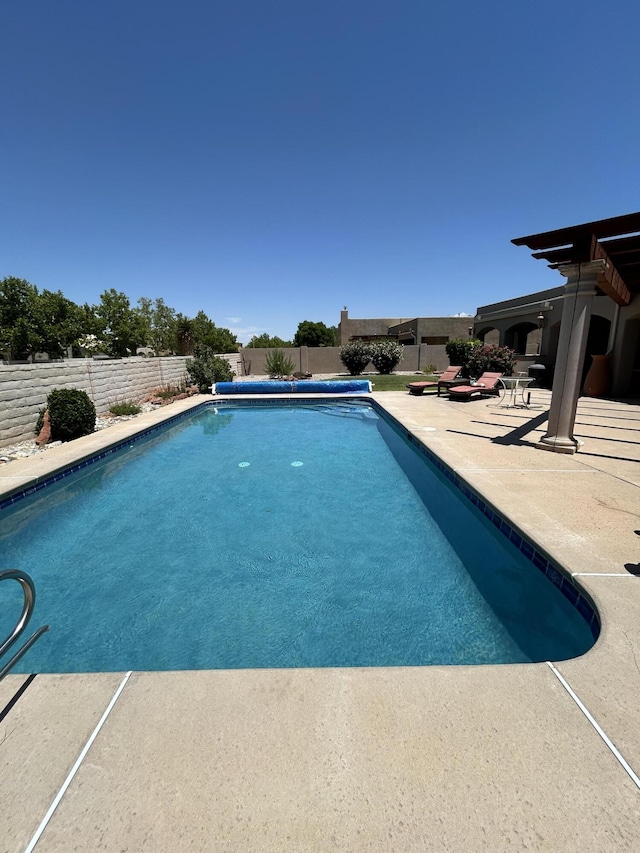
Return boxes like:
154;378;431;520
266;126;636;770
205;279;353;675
35;409;52;446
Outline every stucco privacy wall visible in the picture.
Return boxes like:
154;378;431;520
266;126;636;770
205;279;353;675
0;357;191;446
239;345;452;375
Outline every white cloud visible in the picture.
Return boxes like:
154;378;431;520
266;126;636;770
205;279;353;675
452;312;472;317
228;325;265;341
224;317;242;324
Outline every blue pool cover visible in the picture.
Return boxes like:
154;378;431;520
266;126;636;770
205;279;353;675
213;380;373;394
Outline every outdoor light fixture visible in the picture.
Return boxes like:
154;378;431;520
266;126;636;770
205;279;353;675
468;326;473;337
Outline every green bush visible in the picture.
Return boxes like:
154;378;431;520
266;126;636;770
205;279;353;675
445;339;482;377
466;344;516;378
47;389;96;441
264;348;295;379
109;401;141;416
369;340;404;374
339;341;372;375
34;407;46;436
156;386;183;400
186;347;234;391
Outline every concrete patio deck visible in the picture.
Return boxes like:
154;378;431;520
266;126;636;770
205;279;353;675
1;389;639;852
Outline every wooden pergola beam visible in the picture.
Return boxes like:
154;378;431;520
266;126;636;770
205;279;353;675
532;236;631;305
512;211;640;250
588;236;631;306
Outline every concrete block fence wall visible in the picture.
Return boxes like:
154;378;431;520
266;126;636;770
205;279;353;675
0;356;190;446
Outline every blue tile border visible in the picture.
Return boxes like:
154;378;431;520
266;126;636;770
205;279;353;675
0;394;601;642
0;396;371;510
0;403;207;510
368;400;602;643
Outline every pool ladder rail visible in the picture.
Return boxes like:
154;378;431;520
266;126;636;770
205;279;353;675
0;569;49;680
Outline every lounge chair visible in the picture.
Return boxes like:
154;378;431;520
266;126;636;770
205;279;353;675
407;366;463;396
447;372;503;401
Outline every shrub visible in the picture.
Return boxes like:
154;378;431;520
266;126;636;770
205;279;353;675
109;401;141;416
264;348;295;379
156;387;181;400
445;339;482;377
34;407;46;436
186;347;235;391
466;344;516;378
369;340;404;374
339;341;372;375
46;389;96;441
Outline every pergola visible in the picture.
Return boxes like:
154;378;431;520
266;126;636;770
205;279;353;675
513;212;640;453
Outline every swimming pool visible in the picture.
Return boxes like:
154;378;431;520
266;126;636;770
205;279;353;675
0;399;598;672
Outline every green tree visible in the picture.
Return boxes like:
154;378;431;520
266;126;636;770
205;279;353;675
174;314;195;355
293;320;336;347
191;310;238;353
246;332;292;348
35;290;85;358
0;276;41;358
94;289;148;357
136;297;177;354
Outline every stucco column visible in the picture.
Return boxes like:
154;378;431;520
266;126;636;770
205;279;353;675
538;261;602;454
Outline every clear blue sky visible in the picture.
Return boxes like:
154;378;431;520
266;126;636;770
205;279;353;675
2;1;639;343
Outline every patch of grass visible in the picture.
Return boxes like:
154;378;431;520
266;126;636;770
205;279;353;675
328;373;438;391
109;401;142;416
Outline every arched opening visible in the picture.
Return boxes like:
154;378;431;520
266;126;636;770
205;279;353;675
581;314;611;388
477;326;500;346
616;314;640;397
504;322;538;355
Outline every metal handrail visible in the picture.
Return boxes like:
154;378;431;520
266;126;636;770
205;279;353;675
0;569;49;680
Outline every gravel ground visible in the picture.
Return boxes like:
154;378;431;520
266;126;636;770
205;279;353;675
0;403;159;464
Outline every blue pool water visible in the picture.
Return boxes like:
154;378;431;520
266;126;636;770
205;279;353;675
0;400;597;672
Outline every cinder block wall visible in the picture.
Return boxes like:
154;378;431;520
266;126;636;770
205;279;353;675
0;357;190;446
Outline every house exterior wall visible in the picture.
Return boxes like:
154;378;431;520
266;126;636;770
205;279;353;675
339;309;471;348
338;309;407;344
475;286;640;397
611;293;640;396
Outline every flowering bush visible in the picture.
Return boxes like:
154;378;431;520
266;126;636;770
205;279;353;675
466;344;516;378
339;341;372;375
369;340;404;374
78;334;107;354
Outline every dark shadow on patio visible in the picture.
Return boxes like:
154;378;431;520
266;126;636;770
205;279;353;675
491;411;550;446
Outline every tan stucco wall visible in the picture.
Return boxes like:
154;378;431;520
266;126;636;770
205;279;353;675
239;344;455;376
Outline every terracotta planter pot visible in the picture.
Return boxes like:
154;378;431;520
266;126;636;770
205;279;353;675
583;354;612;397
